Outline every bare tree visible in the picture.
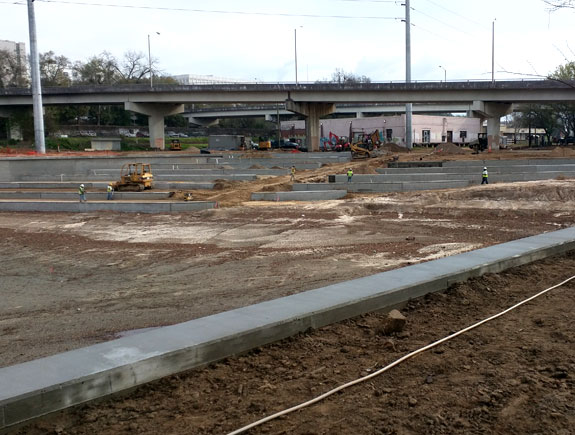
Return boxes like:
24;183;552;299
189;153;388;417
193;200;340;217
117;51;156;83
543;0;575;9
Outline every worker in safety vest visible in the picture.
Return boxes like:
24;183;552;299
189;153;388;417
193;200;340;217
290;166;296;181
347;168;353;183
481;167;489;185
78;184;87;202
107;184;114;200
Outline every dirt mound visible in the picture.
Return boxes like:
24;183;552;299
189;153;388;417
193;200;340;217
260;183;292;192
551;146;575;157
434;142;468;155
380;142;409;153
352;163;379;174
443;180;575;202
212;179;236;190
249;164;266;169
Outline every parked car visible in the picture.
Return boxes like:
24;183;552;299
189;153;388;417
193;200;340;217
177;133;189;138
560;136;575;145
166;131;178;137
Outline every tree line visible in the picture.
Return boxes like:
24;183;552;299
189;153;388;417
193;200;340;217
0;49;176;88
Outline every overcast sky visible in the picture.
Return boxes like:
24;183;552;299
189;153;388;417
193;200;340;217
2;0;574;83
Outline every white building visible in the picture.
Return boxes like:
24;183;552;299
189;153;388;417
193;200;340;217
0;39;27;71
172;74;250;85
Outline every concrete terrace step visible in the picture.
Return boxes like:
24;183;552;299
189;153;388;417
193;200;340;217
294;180;470;192
0;191;172;200
0;181;215;190
1;227;574;430
0;200;217;214
250;190;348;201
339;171;575;183
376;164;575;175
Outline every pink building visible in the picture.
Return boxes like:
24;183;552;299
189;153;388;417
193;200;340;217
282;114;481;147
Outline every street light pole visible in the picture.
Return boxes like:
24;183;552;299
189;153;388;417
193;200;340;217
491;19;496;83
294;28;298;84
439;65;446;82
294;26;302;84
148;32;159;88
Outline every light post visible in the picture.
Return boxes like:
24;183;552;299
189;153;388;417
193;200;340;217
148;32;160;88
294;26;302;84
438;65;446;82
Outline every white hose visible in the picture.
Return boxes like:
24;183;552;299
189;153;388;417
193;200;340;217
227;274;575;435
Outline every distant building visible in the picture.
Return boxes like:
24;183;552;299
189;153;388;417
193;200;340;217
172;74;250;85
282;114;481;147
0;39;27;73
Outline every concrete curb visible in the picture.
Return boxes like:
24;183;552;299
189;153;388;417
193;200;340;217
1;227;574;429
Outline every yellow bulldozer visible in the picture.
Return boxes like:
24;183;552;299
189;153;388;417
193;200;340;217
112;163;154;191
350;129;382;159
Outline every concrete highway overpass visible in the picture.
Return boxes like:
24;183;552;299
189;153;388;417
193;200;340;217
182;103;477;127
1;80;574;151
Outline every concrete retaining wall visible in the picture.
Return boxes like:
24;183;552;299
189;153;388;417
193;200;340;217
0;181;215;190
0;192;171;200
1;227;574;430
0;152;350;182
0;200;217;213
294;180;470;192
251;190;348;201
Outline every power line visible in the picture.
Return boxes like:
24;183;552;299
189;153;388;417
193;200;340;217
28;0;402;20
420;0;490;30
410;6;477;38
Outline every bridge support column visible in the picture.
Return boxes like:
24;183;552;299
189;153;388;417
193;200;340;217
125;102;184;150
286;101;335;152
471;101;513;151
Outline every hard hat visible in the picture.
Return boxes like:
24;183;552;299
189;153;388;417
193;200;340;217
483;167;487;170
80;184;85;187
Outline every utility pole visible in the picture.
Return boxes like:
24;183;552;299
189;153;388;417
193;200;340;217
27;0;46;154
404;0;413;149
491;19;496;83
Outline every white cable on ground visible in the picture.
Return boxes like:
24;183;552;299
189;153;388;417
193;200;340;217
227;274;575;435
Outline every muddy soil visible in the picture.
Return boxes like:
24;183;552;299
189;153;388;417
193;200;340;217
15;253;575;434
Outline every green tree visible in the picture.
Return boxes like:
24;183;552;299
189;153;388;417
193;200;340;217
72;52;119;85
549;61;575;136
39;51;71;86
515;104;558;145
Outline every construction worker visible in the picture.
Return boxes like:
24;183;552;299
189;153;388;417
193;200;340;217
107;183;114;200
347;168;353;183
290;165;296;181
481;167;489;185
78;184;87;202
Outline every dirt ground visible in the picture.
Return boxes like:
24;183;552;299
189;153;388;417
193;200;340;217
17;253;575;435
1;147;575;433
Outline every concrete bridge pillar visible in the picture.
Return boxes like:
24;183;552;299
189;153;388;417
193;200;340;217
471;101;513;151
125;102;184;150
285;101;335;152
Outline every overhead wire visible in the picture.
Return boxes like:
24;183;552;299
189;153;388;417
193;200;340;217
29;0;402;20
420;0;490;30
227;274;575;435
